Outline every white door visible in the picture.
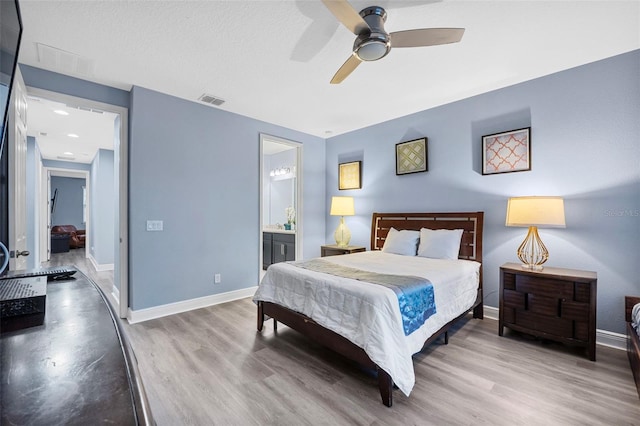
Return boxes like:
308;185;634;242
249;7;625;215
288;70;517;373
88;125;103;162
8;67;28;270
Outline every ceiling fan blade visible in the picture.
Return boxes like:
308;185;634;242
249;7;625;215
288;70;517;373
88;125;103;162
321;0;370;35
390;28;465;48
330;54;362;84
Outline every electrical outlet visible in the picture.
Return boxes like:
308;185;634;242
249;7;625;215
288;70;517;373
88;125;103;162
214;274;221;284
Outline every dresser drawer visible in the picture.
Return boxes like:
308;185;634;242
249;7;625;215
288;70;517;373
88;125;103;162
516;310;573;338
561;300;590;321
515;275;573;299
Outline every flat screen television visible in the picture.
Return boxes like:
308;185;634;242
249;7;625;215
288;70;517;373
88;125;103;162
0;0;23;273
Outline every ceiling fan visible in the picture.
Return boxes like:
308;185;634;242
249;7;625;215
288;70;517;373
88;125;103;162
321;0;465;84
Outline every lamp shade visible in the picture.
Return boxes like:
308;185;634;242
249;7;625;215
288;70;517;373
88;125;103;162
330;196;355;216
506;196;566;228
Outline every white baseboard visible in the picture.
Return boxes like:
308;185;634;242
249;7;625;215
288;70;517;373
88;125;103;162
596;329;628;351
127;286;258;324
484;305;499;321
482;305;626;351
88;254;114;272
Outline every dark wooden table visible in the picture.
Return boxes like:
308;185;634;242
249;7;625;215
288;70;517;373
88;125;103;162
320;244;366;257
1;269;153;425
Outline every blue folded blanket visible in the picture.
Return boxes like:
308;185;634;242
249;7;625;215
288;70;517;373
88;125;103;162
292;259;436;336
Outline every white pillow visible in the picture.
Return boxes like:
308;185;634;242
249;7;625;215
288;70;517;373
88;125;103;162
381;228;419;256
417;228;464;260
632;303;640;334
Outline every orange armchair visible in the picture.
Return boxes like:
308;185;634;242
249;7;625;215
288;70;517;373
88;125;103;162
51;225;86;249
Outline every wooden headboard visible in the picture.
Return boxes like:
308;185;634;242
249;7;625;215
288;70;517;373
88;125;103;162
626;296;640;323
370;212;484;263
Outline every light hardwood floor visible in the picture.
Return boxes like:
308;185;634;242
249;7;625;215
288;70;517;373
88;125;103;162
45;250;640;425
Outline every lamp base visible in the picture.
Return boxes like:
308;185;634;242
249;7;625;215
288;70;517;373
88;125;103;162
516;226;549;270
520;263;544;271
334;216;351;248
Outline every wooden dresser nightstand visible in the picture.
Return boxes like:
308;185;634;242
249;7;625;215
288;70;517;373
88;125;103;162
499;262;597;361
321;245;366;257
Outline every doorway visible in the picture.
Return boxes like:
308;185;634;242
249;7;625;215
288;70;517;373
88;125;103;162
24;87;129;318
44;168;89;264
259;134;303;280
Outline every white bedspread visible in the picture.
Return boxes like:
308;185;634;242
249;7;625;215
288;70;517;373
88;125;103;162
252;251;481;396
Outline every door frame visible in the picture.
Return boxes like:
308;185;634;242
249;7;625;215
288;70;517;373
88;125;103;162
259;134;303;276
26;87;129;318
41;168;90;261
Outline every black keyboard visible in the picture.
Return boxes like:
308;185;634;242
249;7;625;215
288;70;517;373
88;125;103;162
0;267;77;282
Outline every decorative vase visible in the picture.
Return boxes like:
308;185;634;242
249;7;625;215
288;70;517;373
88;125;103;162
284;223;291;230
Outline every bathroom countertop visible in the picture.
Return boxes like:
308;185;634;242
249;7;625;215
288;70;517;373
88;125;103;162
263;228;295;235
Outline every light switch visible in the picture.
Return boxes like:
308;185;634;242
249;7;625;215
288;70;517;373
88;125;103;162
146;220;163;231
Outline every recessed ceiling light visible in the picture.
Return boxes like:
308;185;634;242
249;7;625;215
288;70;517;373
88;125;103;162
67;133;79;138
63;151;74;156
53;109;69;116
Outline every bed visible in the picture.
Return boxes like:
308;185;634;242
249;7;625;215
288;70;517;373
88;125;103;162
625;296;640;399
254;212;484;406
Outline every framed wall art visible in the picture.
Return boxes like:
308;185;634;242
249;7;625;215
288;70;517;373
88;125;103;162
396;137;428;175
338;161;361;190
482;127;531;175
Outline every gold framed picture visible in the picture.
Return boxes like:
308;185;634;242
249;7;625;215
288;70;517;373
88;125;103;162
338;161;361;190
396;137;428;175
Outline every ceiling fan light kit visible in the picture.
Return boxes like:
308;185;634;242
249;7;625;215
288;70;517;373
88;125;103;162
322;0;465;84
354;6;390;62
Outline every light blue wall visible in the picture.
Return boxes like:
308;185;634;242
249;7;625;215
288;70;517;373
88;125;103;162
129;86;325;310
89;149;115;264
20;64;129;108
325;50;640;334
50;176;85;230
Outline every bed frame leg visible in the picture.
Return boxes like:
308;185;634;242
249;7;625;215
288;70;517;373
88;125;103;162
273;319;277;332
257;302;264;332
473;303;484;319
444;331;449;345
378;368;393;407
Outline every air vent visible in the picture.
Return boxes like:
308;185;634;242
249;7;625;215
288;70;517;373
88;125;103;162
68;105;104;114
39;132;47;137
36;43;94;77
198;93;225;106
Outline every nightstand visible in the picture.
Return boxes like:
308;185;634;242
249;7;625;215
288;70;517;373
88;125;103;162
321;244;366;257
499;262;597;361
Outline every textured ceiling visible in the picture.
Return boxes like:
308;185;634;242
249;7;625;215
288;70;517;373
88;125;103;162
17;0;640;140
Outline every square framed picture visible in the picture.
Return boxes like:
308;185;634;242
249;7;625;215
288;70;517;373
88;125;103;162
396;138;428;175
482;127;531;175
338;161;361;190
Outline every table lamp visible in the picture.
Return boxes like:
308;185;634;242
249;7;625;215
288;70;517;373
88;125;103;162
505;196;565;270
330;196;355;247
